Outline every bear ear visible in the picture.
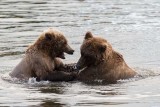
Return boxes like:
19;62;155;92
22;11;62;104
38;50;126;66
99;44;106;52
85;31;93;39
45;32;52;41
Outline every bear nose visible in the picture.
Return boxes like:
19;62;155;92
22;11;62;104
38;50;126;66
71;49;74;54
76;64;81;70
68;49;74;55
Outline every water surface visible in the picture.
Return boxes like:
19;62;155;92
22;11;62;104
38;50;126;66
0;0;160;106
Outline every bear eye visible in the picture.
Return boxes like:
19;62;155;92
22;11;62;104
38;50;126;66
84;55;96;63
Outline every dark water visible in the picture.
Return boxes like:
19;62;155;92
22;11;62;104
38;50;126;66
0;0;160;107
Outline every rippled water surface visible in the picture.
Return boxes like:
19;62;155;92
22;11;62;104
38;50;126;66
0;0;160;106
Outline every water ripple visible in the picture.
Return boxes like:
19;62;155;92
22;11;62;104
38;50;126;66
0;0;160;106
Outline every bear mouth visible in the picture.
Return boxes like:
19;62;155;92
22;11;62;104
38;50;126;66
57;52;65;59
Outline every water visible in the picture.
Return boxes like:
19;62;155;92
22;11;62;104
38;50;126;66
0;0;160;106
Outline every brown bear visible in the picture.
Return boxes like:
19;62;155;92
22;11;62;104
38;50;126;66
9;28;76;81
76;32;137;84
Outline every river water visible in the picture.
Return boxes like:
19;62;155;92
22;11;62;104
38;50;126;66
0;0;160;107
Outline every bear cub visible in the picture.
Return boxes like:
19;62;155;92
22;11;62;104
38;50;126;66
10;28;76;81
76;32;137;84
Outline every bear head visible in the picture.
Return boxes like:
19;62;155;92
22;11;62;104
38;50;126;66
76;31;112;70
35;28;74;59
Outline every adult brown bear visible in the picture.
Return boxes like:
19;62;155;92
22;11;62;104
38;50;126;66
76;32;137;84
10;28;76;81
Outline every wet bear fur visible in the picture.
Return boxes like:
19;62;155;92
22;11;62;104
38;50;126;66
10;28;76;81
76;32;137;84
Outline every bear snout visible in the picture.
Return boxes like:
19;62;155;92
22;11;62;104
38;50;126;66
76;57;85;70
76;62;87;74
76;64;81;70
64;44;74;55
67;49;74;55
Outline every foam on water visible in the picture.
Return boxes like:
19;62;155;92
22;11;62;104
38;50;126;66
1;66;160;105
